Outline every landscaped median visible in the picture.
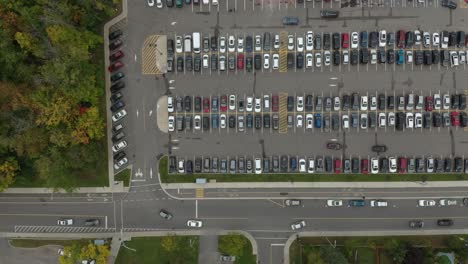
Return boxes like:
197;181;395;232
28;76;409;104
159;156;468;183
218;233;257;264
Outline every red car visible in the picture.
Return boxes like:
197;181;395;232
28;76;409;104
237;54;244;70
341;33;349;49
451;112;460;126
272;95;279;112
110;50;124;61
108;61;124;72
397;30;406;48
220;95;228;112
361;159;369;174
203;97;210;113
398;157;407;174
425;96;433;112
334;159;342;174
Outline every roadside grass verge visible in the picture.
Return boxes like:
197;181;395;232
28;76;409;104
115;236;198;264
115;168;131;186
160;156;468;183
9;239;90;248
218;233;256;264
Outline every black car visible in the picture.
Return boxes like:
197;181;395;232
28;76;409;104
110;92;123;103
378;94;385;110
444;158;452;172
185;55;193;72
211;54;218;71
432;50;440;64
305;95;314;111
351;158;360;173
396;112;405;131
378;48;386;63
332;33;340;50
405;31;414;48
423;50;432;65
368;112;376;128
211;36;217;51
287;52;295;69
186;160;193;174
228;55;235;70
387;96;395;109
263;114;270;128
110;81;125;93
110;72;125;82
452;94;459;109
314;33;322;50
387;49;395;64
351;49;359;65
194;97;201;112
229;115;236;128
360;48;369;64
448;31;457;47
414;51;423;65
331;114;339;131
457;31;466;47
167;39;174;56
185;96;192;112
254;54;262;70
166;0;174;6
351;93;359;110
324;156;332;172
194;55;201;72
245;35;253;52
369;31;378;48
109;39;123;50
380;158;388;173
320;10;339;18
409;220;424;229
167;57;174;72
287;96;294;111
109;29;122;41
437;219;454;226
290;157;297;172
177;56;184;72
255;115;262;129
113;151;126;162
423;113;431;129
455;157;463;172
202;116;209;130
323;33;331;50
459;94;466;110
280;155;288;172
433;112;442;127
441;50;449;66
333;51;340;65
195;157;202;173
460;112;468;127
246;57;253;72
342;94;350;111
246;114;253;128
296;53;303;69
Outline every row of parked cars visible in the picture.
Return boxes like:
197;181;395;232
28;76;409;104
169;156;468;174
168;110;467;132
168;93;467;113
108;29;129;171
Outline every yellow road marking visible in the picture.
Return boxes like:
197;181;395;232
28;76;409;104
196;188;204;198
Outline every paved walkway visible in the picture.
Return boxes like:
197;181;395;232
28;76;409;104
198;235;219;264
0;238;61;264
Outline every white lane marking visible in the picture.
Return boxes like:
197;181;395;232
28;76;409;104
171;22;177;26
150;168;153;179
134;54;137;62
136;109;139;117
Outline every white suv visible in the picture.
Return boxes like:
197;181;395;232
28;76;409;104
371;158;379;174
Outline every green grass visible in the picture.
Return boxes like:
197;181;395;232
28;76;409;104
357;248;376;264
115;168;131;186
9;239;90;248
159;156;468;183
218;234;256;264
115;236;199;264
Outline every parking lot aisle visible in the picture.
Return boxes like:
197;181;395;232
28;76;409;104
278;93;288;133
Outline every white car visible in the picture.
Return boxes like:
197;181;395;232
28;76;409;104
423;32;431;47
255;158;262;174
263;54;270;69
306;31;314;51
371;158;379;174
187;219;203;228
379;30;386;47
273;54;279;69
439;199;457;206
194;115;201;130
406;113;414;128
351;32;359;49
167;96;174;112
299;158;306;172
370;96;377;110
229;95;236;111
306;53;313;68
246;97;253;112
296;114;303;128
432;33;440;47
156;0;163;8
378;113;386;127
296;96;304;111
291;220;306;231
327;200;343;207
433;94;441;109
219;37;226;53
203;54;209;68
147;0;155;7
168;116;175;132
450;51;459;67
178;159;185;173
112;140;128;153
57;219;73;225
406;50;413;64
388;112;395;126
414;113;422;128
442;94;450;110
342;115;349;129
237;36;244;52
360;96;368;111
315;52;322;67
255;35;261;51
459;51;467;64
370;49;377;64
324;51;331;66
254;97;262;112
389;157;397;173
307;159;315;173
297;37;304;52
288;35;295;50
274;34;280;49
333;96;340;111
370;200;388;207
342;50;349;64
414;30;421;46
112;109;127;122
306;114;313;129
175;36;183;53
220;114;226;128
114;157;128;170
418;200;436;207
228;35;235;52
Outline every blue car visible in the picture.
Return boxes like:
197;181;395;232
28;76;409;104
289;157;297;172
282;16;299;25
212;114;218;129
360;31;368;48
314;114;322;128
396;49;404;65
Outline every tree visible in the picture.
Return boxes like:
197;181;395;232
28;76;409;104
58;243;81;264
0;157;19;191
445;235;468;260
218;233;248;257
319;246;348;264
435;255;451;264
383;239;408;264
307;248;325;264
161;236;177;252
73;107;105;144
95;245;110;264
80;243;97;260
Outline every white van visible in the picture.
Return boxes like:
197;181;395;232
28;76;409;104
255;158;262;174
192;32;201;54
184;35;192;53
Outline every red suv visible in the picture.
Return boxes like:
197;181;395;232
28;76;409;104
272;95;279;112
398;157;407;173
237;54;244;70
203;97;210;113
397;30;406;48
109;50;124;62
425;96;433;111
341;33;349;49
451;112;460;126
361;159;369;174
334;159;342;174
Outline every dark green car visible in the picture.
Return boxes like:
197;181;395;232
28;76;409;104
176;0;183;7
